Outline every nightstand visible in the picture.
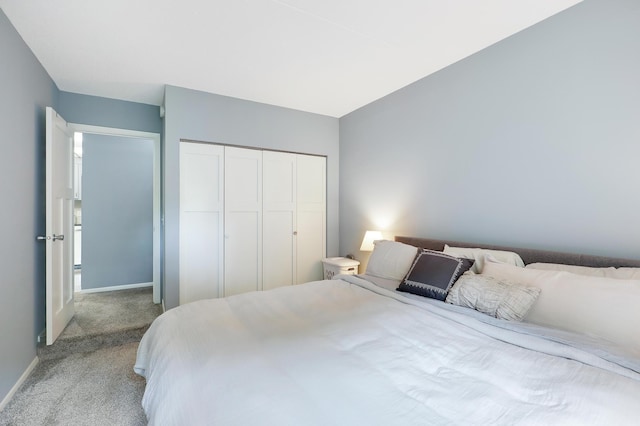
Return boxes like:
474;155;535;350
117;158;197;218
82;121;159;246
322;257;360;280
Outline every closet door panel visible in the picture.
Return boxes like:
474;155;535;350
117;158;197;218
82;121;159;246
179;143;224;304
225;151;261;209
263;211;294;289
296;154;326;284
224;147;262;296
263;151;296;290
297;211;325;283
225;211;261;296
180;212;222;303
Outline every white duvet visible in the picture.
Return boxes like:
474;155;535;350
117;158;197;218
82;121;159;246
135;276;640;425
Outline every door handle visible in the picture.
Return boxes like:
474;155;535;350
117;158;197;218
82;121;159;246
36;234;64;241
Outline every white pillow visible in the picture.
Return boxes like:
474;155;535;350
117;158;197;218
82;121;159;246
526;263;640;280
443;245;525;273
482;261;640;356
365;240;418;281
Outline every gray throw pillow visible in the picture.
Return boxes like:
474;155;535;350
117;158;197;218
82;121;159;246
446;273;541;321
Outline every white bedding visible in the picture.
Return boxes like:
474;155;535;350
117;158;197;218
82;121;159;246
135;276;640;425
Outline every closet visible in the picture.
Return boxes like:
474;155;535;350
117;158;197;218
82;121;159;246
179;142;326;305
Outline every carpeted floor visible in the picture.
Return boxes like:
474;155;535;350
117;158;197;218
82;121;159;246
38;288;163;362
0;343;146;426
62;288;163;340
0;287;161;426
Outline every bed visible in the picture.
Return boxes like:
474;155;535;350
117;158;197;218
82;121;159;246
135;237;640;425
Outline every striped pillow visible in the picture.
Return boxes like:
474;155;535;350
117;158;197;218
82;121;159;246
446;273;540;321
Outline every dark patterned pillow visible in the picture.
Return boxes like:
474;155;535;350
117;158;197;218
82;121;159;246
397;249;474;300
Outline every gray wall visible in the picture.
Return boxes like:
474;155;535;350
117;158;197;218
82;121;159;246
340;0;640;263
163;85;340;309
81;133;154;289
0;9;58;403
59;91;162;134
0;10;162;402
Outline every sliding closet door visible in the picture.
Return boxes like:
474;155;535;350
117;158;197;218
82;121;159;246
224;147;262;296
296;154;326;283
263;151;296;290
179;142;224;304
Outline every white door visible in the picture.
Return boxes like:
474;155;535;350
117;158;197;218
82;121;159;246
224;147;262;296
179;142;224;304
263;151;296;290
44;107;75;345
296;154;326;283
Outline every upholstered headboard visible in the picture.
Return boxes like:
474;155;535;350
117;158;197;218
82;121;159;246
395;236;640;268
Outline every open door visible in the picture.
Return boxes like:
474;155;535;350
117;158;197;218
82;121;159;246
41;107;75;345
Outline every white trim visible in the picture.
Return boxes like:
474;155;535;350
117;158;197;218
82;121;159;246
69;123;161;305
71;124;159;141
75;282;153;294
0;357;38;411
152;136;161;304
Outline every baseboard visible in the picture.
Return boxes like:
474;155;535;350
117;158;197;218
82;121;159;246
0;357;38;412
76;282;153;294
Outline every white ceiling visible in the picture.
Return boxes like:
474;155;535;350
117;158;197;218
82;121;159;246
1;0;581;117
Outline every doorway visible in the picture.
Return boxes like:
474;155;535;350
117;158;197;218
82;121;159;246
71;124;160;304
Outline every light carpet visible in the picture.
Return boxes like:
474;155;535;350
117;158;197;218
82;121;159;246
0;343;146;426
38;288;163;361
0;287;162;425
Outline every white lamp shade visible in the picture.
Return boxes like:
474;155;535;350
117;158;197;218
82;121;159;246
360;230;383;251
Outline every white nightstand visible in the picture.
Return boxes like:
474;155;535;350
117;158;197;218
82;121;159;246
322;257;360;280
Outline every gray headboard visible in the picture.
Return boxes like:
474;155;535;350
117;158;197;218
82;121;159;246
395;236;640;268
